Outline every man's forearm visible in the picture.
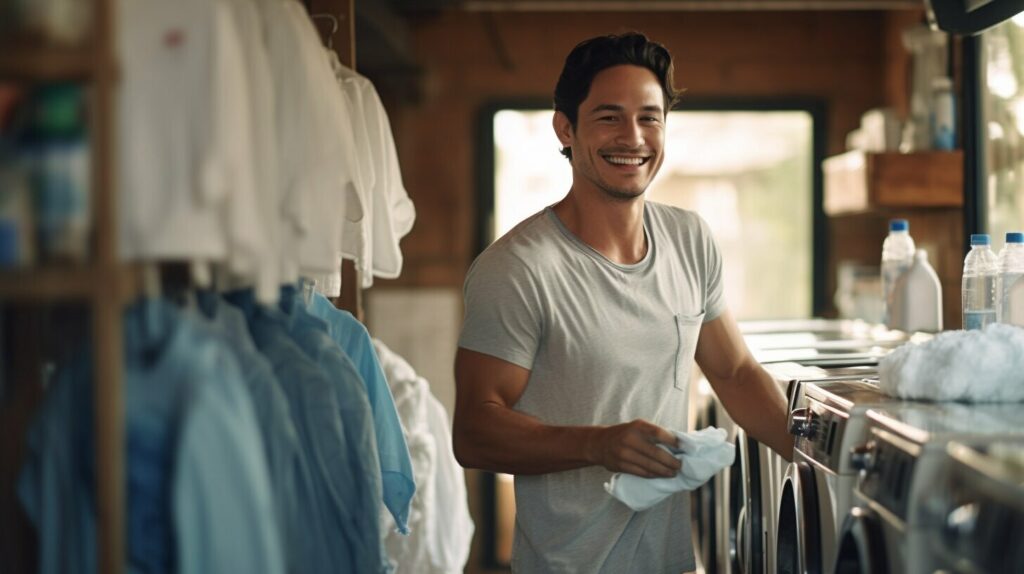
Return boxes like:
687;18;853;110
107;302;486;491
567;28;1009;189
453;402;600;475
709;361;794;461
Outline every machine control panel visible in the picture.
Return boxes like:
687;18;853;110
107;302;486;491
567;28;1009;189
929;442;1024;572
856;429;918;521
792;399;845;471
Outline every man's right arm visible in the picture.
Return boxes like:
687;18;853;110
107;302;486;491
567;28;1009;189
452;347;681;478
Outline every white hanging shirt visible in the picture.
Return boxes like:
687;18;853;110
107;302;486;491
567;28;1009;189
221;0;282;304
118;0;261;266
309;49;380;298
282;1;365;278
248;0;363;285
249;0;305;285
333;64;416;287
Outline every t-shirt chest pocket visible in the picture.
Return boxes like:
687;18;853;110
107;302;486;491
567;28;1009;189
673;311;705;390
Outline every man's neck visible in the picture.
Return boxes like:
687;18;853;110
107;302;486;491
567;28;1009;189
552;187;647;265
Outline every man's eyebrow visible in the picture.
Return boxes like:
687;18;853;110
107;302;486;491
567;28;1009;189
587;104;665;114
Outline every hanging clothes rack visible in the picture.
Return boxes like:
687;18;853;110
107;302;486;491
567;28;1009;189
0;1;359;572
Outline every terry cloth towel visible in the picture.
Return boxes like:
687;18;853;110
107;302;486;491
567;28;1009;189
604;426;735;512
879;323;1024;402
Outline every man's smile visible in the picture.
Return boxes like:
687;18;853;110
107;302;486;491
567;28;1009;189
601;154;652;166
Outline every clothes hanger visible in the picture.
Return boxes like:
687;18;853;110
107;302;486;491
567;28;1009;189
310;13;338;50
300;277;316;308
138;262;165;361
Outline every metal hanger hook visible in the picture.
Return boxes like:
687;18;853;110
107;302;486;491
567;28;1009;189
311;13;339;48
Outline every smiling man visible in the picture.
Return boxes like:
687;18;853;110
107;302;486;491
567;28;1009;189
453;33;793;573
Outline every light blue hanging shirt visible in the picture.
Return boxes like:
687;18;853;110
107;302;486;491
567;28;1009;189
190;291;303;573
17;350;96;574
308;291;415;533
19;299;285;574
226;289;357;573
280;286;390;573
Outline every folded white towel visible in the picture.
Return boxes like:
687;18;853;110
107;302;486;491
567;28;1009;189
879;324;1024;402
604;427;735;512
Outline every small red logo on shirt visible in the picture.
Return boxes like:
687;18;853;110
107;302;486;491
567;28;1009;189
164;29;185;48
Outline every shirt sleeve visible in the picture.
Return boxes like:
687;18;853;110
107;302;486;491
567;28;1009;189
457;248;543;371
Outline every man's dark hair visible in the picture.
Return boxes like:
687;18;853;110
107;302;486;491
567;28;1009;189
553;32;682;160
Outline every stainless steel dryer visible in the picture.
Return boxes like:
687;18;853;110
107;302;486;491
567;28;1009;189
760;364;882;574
775;379;902;574
706;364;882;574
712;364;880;568
834;403;1024;574
694;320;907;574
924;440;1024;573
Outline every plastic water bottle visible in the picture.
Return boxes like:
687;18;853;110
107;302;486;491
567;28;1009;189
881;219;916;327
962;234;998;330
997;232;1024;326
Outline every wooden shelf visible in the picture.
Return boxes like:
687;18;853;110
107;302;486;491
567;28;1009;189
0;266;96;301
824;150;964;216
0;265;139;302
0;44;95;81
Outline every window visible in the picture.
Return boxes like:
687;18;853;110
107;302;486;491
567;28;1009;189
984;15;1024;241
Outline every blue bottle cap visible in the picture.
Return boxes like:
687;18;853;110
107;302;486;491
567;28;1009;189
889;219;909;232
1007;232;1024;244
971;234;991;246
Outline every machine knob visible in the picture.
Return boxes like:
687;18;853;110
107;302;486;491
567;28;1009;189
789;408;818;439
850;442;877;472
945;503;979;538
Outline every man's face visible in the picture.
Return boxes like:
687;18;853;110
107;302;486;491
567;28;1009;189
555;64;666;201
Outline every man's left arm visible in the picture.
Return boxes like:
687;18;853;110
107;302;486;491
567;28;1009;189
694;309;794;461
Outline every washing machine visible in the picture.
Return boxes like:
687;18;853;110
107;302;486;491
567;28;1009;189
923;439;1024;573
744;342;909;574
834;403;1024;574
774;378;903;574
702;364;883;574
693;321;907;574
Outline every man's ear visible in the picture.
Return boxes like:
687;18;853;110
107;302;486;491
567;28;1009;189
553;111;574;149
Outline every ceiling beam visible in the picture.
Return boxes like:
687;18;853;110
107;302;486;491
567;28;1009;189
459;0;922;10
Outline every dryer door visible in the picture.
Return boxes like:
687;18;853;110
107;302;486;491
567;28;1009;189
776;462;822;574
726;434;744;573
833;507;888;574
738;431;764;573
692;402;719;574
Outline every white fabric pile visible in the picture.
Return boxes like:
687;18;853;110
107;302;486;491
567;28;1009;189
604;426;735;512
879;324;1024;402
373;339;474;574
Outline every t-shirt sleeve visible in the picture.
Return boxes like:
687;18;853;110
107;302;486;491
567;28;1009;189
699;216;726;323
457;249;542;371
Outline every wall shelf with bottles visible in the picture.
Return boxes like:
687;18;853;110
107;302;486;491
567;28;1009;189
823;150;963;216
0;1;127;572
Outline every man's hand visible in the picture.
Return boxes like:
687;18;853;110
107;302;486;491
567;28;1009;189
586;419;682;478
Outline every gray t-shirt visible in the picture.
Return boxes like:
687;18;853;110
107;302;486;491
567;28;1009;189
458;202;725;574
